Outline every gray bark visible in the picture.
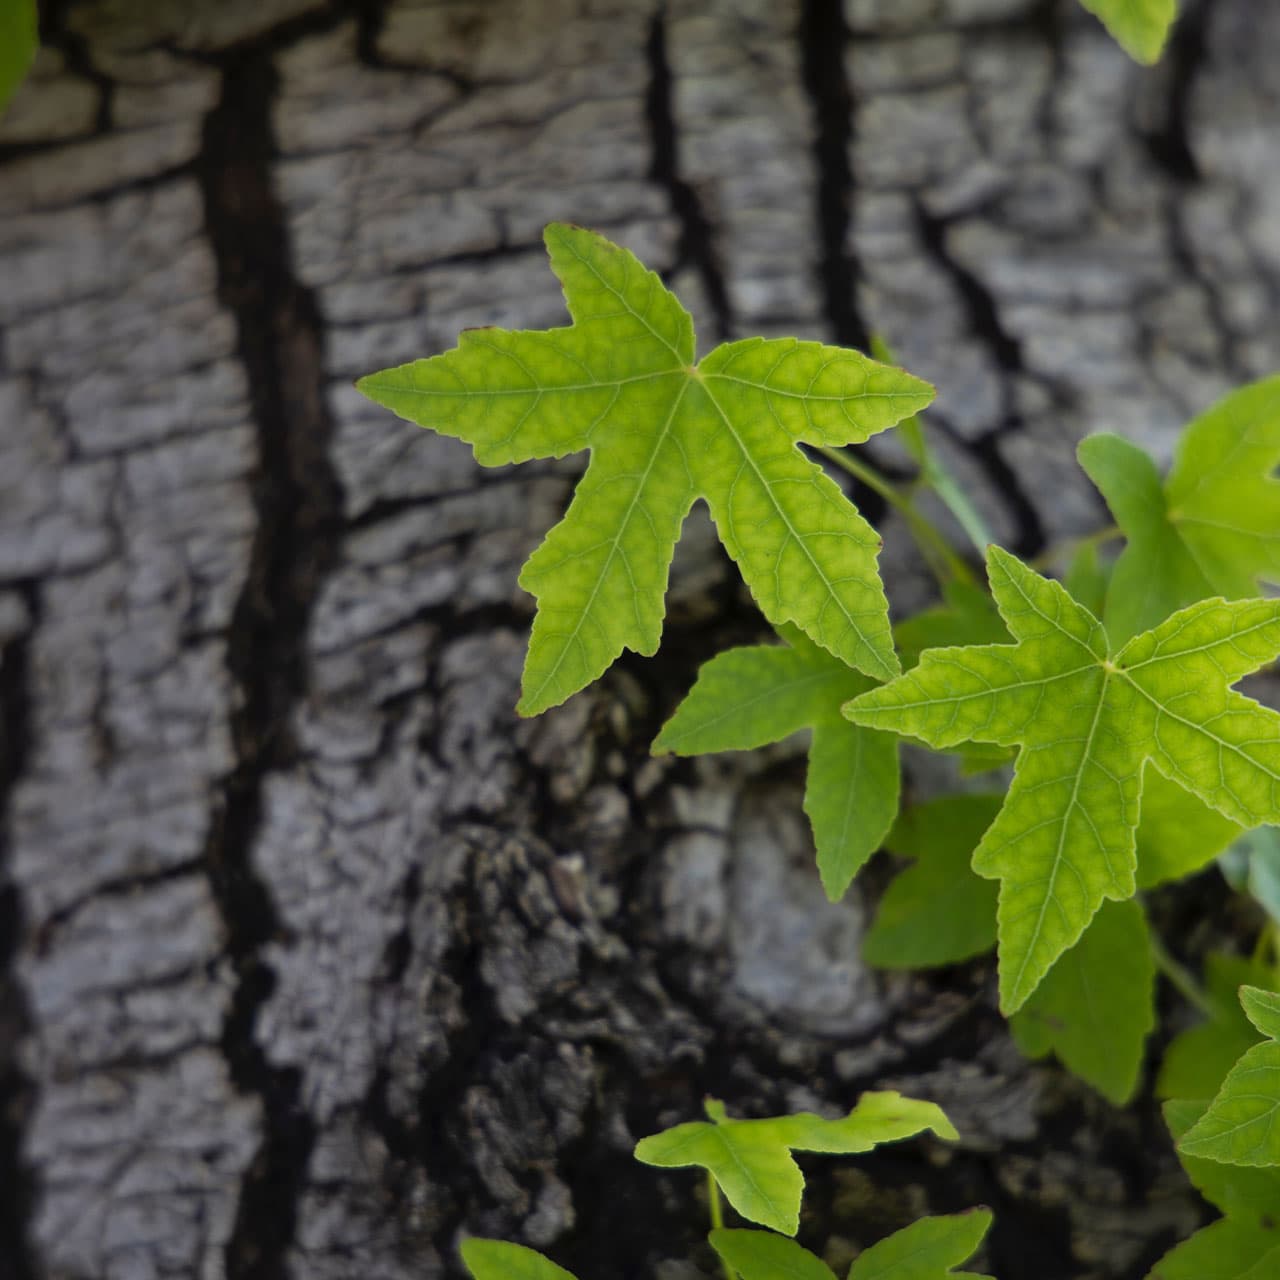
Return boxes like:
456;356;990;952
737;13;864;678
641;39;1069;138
1;1;1277;1277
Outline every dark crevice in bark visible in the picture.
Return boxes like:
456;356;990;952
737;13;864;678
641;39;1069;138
970;429;1046;557
1142;0;1209;183
0;586;38;1280
798;0;867;353
196;39;345;1280
797;2;892;526
645;8;733;344
911;199;1049;552
913;200;1022;376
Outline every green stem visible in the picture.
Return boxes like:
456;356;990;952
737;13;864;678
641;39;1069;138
1149;930;1216;1020
707;1172;733;1280
814;444;973;587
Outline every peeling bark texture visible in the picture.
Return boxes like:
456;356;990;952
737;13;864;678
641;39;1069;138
1;1;1278;1277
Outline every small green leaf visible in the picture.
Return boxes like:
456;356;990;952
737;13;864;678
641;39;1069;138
1;0;38;114
360;224;933;714
634;1093;958;1236
1146;1220;1280;1280
710;1230;836;1280
1241;986;1280;1041
1078;434;1216;644
847;1211;994;1280
1179;986;1280;1167
1010;898;1155;1104
1080;377;1280;642
1158;953;1271;1100
863;795;1000;969
461;1239;578;1280
1165;1099;1280;1229
844;546;1280;1012
1077;0;1177;65
653;627;897;901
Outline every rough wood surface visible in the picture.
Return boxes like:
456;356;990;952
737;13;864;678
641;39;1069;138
1;1;1278;1277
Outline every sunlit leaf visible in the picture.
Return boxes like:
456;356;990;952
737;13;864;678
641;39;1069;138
848;1211;994;1280
635;1094;957;1236
844;546;1280;1012
360;224;932;714
1077;0;1177;65
461;1240;578;1280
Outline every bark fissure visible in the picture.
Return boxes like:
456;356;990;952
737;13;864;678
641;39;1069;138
798;0;868;352
0;587;38;1280
196;36;345;1278
645;8;733;343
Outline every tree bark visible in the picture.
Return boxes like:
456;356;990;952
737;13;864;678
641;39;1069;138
1;1;1277;1277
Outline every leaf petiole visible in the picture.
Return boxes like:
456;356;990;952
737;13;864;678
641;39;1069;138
813;444;973;587
707;1172;733;1280
1148;928;1216;1020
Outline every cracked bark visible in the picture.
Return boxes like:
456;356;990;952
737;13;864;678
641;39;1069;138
1;1;1278;1278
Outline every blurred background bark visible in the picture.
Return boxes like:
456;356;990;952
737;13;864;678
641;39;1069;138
1;1;1278;1276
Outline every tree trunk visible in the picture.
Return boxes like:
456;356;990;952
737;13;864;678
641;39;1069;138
1;1;1276;1277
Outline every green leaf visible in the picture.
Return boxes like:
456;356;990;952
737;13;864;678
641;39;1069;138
460;1240;578;1280
359;224;933;714
1010;898;1155;1104
1077;0;1177;64
863;795;1000;969
1136;768;1242;889
653;627;897;900
1080;377;1280;642
710;1230;836;1280
1078;434;1217;645
1;0;38;114
847;1211;994;1280
1179;986;1280;1166
1158;953;1271;1100
1165;1099;1280;1229
634;1093;958;1236
844;545;1280;1012
1147;1220;1280;1280
893;582;1008;672
1063;541;1112;622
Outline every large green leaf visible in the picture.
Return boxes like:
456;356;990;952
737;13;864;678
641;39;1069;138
634;1094;958;1236
862;795;1000;969
848;1211;994;1280
461;1239;578;1280
1157;952;1272;1100
1077;0;1176;64
359;224;932;714
1;0;38;114
653;626;897;900
1079;376;1280;643
844;546;1280;1012
1179;986;1280;1167
1010;898;1154;1104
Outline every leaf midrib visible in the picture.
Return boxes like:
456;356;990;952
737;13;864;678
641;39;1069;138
522;379;692;710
